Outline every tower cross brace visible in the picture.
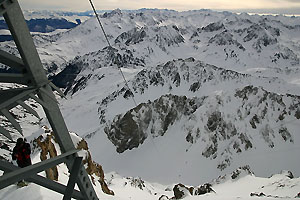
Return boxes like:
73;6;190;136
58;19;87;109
0;0;100;199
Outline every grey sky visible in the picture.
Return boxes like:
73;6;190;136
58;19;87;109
18;0;300;14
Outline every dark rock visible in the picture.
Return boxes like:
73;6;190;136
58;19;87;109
231;165;254;180
250;192;266;197
280;170;294;179
173;183;192;199
115;27;147;45
104;94;204;153
194;183;214;195
126;177;146;190
202;22;225;32
172;183;215;199
209;31;245;50
159;195;170;200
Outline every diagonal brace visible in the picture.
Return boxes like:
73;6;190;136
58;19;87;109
0;160;84;199
0;149;79;189
0;88;36;111
0;125;12;140
63;157;83;200
0;73;30;85
0;49;24;71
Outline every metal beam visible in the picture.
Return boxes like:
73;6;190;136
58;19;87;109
0;73;30;85
63;157;83;200
28;93;51;110
0;160;84;200
1;1;100;199
16;100;39;119
0;49;25;71
49;82;66;99
0;108;22;135
0;149;79;189
0;88;35;111
0;125;12;140
3;1;45;85
0;0;15;16
39;87;59;104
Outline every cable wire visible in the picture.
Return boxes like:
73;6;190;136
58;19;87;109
88;0;137;107
87;0;165;155
88;0;111;47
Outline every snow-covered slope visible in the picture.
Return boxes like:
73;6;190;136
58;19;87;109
2;9;300;75
1;149;300;200
1;128;299;200
54;55;300;185
1;8;300;191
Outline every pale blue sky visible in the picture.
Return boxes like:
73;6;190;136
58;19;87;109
18;0;300;15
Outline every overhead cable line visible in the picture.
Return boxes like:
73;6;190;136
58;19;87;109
88;0;137;107
87;0;167;155
88;0;111;47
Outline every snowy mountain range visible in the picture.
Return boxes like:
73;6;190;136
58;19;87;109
1;8;300;199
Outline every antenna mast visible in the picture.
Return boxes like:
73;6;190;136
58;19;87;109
0;0;99;199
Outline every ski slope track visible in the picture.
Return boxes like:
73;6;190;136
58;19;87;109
1;9;300;199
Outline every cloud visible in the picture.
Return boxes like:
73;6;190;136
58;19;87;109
18;0;300;13
284;0;300;2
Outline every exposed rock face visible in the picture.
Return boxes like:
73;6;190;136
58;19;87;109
213;165;254;184
51;46;145;95
172;183;215;199
33;128;58;181
115;27;147;45
102;67;300;169
76;139;114;195
99;58;249;125
278;170;294;179
231;165;254;180
159;195;170;200
104;94;205;153
173;183;191;199
208;31;245;50
126;177;146;190
33;127;114;195
202;21;225;32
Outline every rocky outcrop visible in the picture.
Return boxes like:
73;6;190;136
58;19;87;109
51;47;145;95
115;27;147;45
102;78;299;173
104;94;205;153
208;31;245;50
213;165;254;184
33;127;114;195
98;58;250;125
171;183;214;199
159;195;170;200
202;21;225;32
76;139;114;195
102;77;300;170
33;127;58;181
158;183;214;200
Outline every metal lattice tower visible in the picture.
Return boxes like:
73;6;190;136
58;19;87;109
0;0;99;199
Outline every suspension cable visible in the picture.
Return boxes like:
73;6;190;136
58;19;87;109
88;0;137;107
88;0;111;47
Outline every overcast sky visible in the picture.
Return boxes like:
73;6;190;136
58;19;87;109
18;0;300;15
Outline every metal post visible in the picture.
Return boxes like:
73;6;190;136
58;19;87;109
0;0;100;199
0;160;83;199
63;157;83;200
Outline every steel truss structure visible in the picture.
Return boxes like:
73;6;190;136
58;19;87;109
0;0;99;199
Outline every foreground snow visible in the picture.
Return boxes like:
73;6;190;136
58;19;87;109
1;131;299;200
0;169;299;200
